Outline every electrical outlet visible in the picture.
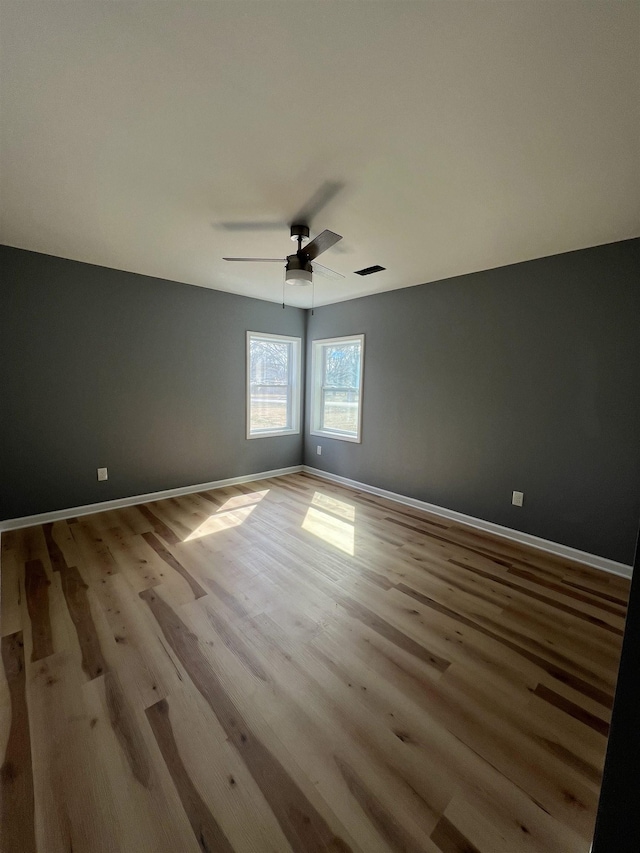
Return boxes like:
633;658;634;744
512;490;524;507
316;445;322;455
97;467;108;481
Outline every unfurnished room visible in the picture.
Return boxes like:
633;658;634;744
1;3;639;852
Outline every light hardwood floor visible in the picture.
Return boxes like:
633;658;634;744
0;473;629;852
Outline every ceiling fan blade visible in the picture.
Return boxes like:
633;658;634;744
292;181;345;225
312;263;345;280
304;230;343;260
223;257;285;262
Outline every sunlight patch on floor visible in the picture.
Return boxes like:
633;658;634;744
302;505;355;555
311;491;356;522
183;489;269;540
218;489;269;511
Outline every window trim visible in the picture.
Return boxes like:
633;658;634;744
246;331;301;439
310;334;365;443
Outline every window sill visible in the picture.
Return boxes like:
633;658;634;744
310;429;361;444
247;429;300;440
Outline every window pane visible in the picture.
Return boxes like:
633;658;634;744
250;385;289;430
323;342;361;388
250;339;291;385
311;334;363;442
248;334;299;436
321;388;360;434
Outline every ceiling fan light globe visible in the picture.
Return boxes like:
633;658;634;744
285;268;313;286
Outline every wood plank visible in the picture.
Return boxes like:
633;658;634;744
144;684;295;852
532;683;610;737
307;617;597;840
24;559;54;661
89;571;178;709
1;549;22;638
26;650;198;852
185;600;440;850
431;815;481;853
42;523;68;573
1;632;36;853
140;587;355;853
141;532;206;599
396;582;615;708
137;503;183;545
146;698;235;853
97;526;166;592
70;521;120;584
59;563;108;680
335;755;431;853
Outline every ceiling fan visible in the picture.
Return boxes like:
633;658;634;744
223;224;344;286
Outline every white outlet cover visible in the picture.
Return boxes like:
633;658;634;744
97;467;108;481
512;490;524;507
316;446;322;455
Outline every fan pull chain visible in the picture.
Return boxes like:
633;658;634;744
282;275;285;309
311;280;315;315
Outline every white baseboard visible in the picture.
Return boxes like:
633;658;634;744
0;466;303;533
303;466;633;579
2;463;632;580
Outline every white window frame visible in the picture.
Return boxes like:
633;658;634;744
246;331;301;439
310;334;364;443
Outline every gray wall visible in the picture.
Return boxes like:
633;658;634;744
3;240;639;564
0;246;305;520
305;239;640;565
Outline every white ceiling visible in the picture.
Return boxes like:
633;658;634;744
1;2;639;308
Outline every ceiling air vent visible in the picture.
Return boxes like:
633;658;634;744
354;265;385;276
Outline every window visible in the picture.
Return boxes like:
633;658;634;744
247;332;301;438
310;335;364;442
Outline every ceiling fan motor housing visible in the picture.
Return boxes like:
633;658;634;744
290;224;310;243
